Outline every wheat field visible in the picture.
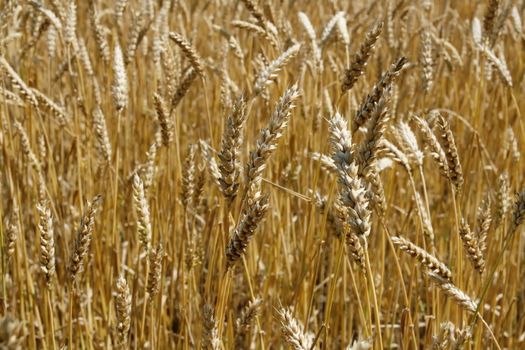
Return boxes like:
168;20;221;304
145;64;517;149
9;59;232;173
0;0;524;349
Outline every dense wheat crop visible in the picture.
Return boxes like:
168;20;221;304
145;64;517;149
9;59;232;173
1;0;525;349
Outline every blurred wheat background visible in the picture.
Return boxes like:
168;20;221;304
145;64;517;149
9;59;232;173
0;0;525;349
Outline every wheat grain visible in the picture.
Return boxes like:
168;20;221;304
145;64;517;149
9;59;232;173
298;12;321;71
310;152;338;174
471;17;483;45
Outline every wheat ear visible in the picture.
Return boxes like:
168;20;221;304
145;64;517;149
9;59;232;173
218;96;248;202
353;56;406;133
427;272;478;314
436;114;463;192
202;304;221;350
391;235;452;280
245;86;300;188
341;21;383;93
226;188;269;268
276;307;312;350
169;32;205;76
37;200;55;287
69;195;103;287
115;274;131;349
132;174;152;252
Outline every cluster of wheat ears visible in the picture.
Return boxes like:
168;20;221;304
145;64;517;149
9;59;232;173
0;0;524;349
